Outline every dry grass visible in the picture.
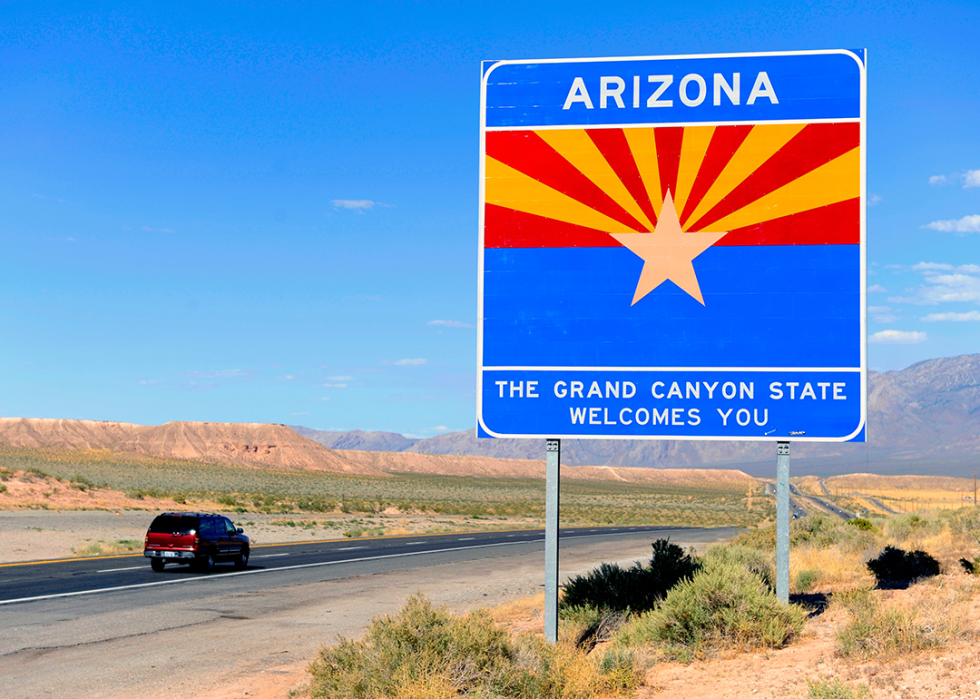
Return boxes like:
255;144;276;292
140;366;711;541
834;577;978;661
823;474;978;513
0;447;771;529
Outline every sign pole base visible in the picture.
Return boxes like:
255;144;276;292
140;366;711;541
545;438;560;643
776;441;790;604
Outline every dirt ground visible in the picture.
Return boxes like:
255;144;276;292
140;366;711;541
179;580;980;699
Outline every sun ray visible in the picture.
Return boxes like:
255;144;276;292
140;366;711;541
684;123;807;230
485;156;634;233
622;128;662;218
708;147;860;232
672;125;715;218
535;129;655;231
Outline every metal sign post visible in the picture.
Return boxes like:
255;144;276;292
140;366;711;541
776;441;790;603
544;439;560;642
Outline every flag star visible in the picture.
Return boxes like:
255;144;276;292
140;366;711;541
609;190;728;306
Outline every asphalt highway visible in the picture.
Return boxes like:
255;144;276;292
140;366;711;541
0;525;718;607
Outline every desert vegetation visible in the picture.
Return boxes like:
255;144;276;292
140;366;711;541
0;448;770;529
304;506;980;699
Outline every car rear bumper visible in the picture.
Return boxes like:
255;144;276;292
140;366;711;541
144;549;197;560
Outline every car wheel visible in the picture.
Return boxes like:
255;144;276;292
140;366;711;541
235;548;249;570
150;558;166;572
196;552;216;573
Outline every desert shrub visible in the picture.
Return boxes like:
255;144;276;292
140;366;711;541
729;525;776;551
647;538;702;595
703;544;774;591
616;560;805;657
561;539;700;613
882;512;941;543
835;587;957;660
0;483;6;494
794;569;821;593
307;593;639;699
866;546;940;589
959;556;979;574
806;677;872;699
846;517;877;532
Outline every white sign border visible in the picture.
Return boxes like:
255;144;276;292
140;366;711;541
476;49;867;443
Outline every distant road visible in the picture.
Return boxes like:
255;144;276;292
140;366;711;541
763;481;808;519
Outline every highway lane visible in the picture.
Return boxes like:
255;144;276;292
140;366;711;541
0;525;710;606
0;526;736;699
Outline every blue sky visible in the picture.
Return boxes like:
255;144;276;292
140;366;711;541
1;1;978;435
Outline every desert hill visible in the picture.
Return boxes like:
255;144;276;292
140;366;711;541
0;418;383;475
0;417;756;484
296;354;980;478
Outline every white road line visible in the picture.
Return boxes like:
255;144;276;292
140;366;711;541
96;566;146;573
335;546;364;551
405;542;424;546
457;537;476;541
254;553;290;558
0;529;668;607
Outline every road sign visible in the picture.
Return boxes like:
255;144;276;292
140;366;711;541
477;50;867;442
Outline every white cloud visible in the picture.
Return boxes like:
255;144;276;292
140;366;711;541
327;375;353;381
963;170;980;188
923;215;980;234
321;397;331;401
921;311;980;322
929;175;948;185
868;194;883;206
911;262;954;271
428;319;476;329
142;225;176;233
872;313;900;323
868;284;887;293
869;330;927;344
433;426;450;432
867;306;891;313
331;199;392;211
322;383;348;388
392;358;428;366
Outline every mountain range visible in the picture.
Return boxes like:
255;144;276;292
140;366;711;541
293;354;980;478
2;354;978;479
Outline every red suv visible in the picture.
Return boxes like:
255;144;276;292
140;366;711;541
144;513;249;573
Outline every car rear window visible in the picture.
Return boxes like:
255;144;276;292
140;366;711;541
148;515;199;534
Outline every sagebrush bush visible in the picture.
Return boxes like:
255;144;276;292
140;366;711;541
794;569;821;593
616;560;805;657
703;544;775;591
806;677;872;699
308;593;640;699
560;539;700;613
866;546;940;589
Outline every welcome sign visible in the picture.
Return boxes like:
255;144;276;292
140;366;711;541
477;50;867;442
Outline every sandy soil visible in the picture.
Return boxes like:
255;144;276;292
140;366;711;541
180;579;980;699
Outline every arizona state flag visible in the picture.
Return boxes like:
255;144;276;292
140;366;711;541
478;51;867;442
